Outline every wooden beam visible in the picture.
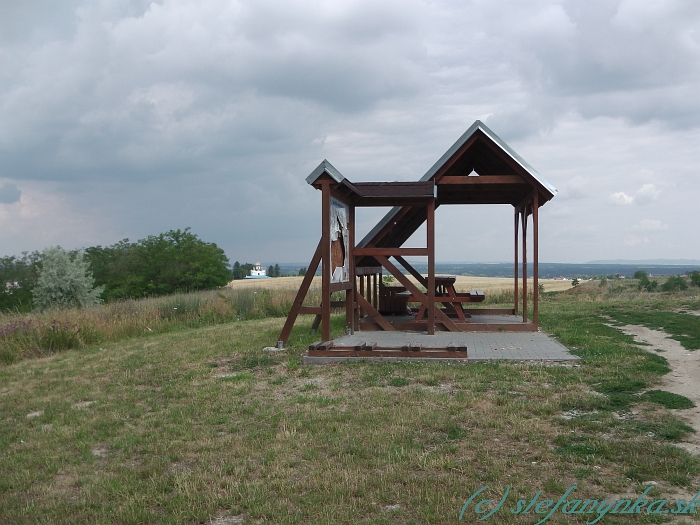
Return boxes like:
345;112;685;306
395;256;428;288
347;202;356;332
354;247;429;257
362;205;415;250
321;181;331;341
514;208;519;315
299;306;322;315
521;205;528;324
533;189;539;328
427;199;435;335
437;175;524;185
432;132;481;182
278;239;323;344
307;349;467;358
355;292;395;331
374;255;461;332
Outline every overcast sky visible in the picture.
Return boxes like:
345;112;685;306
1;0;699;264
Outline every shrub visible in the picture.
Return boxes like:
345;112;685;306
689;271;700;287
661;276;688;293
634;271;658;292
32;247;104;311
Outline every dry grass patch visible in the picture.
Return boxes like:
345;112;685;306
2;294;700;523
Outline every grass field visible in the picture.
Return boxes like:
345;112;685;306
2;279;700;523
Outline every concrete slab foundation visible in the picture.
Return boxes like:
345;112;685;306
304;330;578;364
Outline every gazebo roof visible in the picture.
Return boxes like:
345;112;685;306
420;120;556;195
358;120;556;252
304;120;556;259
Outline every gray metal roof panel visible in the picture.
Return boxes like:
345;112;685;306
358;205;404;248
306;159;345;185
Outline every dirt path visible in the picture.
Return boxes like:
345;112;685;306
615;324;700;455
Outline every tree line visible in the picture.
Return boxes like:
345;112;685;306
0;228;231;311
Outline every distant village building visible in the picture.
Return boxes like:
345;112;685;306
246;262;268;279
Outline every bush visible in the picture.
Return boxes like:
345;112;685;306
634;271;658;292
689;271;700;287
661;276;688;293
32;247;104;311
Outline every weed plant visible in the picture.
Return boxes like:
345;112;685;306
0;285;326;364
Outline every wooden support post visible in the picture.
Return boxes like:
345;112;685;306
514;208;519;315
321;182;331;342
358;272;365;319
427;200;435;335
533;190;539;328
521;204;528;323
375;272;379;310
278;240;323;344
347;203;356;332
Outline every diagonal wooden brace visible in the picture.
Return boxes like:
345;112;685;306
356;292;395;331
374;255;461;332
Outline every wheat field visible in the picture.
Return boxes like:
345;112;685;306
227;275;573;293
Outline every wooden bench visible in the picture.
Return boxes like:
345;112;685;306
397;276;486;322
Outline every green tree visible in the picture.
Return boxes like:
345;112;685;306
267;265;275;277
84;239;135;301
0;251;41;312
298;267;307;276
32;247;104;310
128;228;230;297
85;228;230;299
232;261;242;279
688;271;700;287
274;263;281;277
571;278;580;287
661;275;688;292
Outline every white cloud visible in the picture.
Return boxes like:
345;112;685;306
608;183;661;206
609;191;634;205
634;219;668;231
624;235;650;246
634;183;661;205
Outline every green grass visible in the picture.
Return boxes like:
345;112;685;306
1;289;700;523
640;390;696;409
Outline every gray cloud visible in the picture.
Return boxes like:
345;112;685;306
0;0;699;262
0;182;21;204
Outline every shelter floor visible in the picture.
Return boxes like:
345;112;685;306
319;330;577;361
372;313;527;325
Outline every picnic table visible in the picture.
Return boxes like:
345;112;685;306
398;275;485;322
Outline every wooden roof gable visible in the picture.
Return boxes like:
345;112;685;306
358;120;556;251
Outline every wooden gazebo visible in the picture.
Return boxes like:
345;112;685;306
278;121;557;356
